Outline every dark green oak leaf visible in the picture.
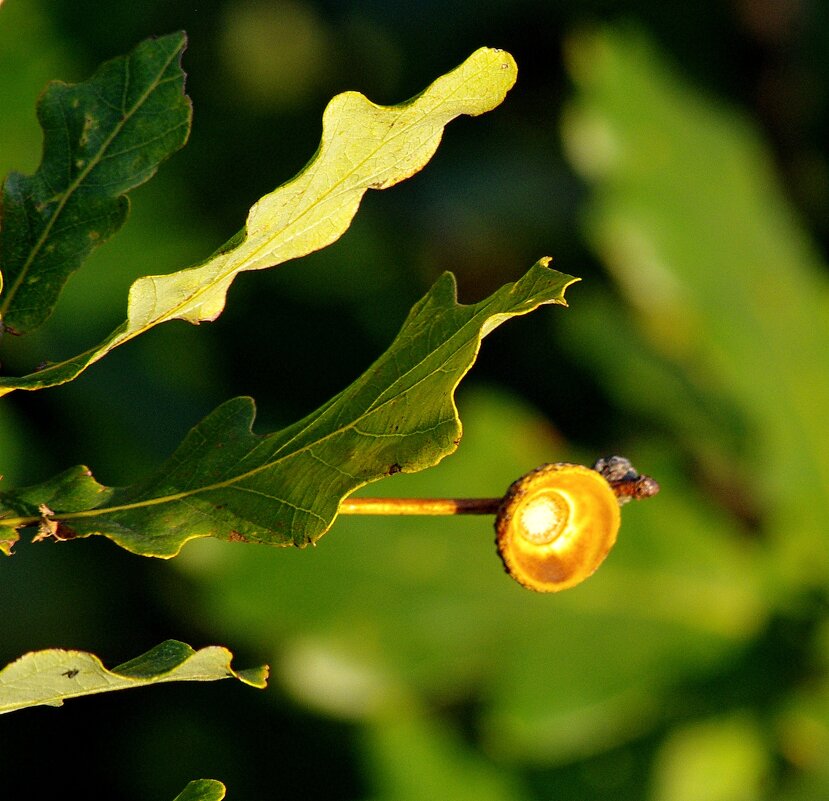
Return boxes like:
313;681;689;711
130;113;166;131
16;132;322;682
0;260;576;557
0;31;191;334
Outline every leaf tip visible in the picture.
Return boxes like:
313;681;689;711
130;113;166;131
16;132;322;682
464;46;518;104
173;779;227;801
535;256;582;303
0;535;17;556
236;664;270;689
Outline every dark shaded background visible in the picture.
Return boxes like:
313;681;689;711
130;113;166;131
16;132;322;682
2;1;829;799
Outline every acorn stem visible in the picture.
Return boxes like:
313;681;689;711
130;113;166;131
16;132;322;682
339;497;501;516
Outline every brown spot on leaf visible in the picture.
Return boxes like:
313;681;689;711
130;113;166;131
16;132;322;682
388;463;402;475
228;530;248;543
53;522;77;541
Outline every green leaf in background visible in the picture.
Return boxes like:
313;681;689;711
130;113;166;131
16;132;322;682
0;32;191;335
0;46;517;396
648;713;771;801
172;779;226;801
0;260;574;556
560;26;829;588
0;0;73;179
776;671;829;801
364;710;530;801
0;640;267;714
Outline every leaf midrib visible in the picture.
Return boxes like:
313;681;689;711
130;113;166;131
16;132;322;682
42;289;520;524
118;54;494;341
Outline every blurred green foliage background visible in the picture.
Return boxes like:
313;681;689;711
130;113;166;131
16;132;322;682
2;1;829;799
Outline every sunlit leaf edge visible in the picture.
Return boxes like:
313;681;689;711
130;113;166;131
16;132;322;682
0;639;267;714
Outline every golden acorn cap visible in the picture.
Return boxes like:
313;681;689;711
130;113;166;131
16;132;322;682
495;462;620;593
